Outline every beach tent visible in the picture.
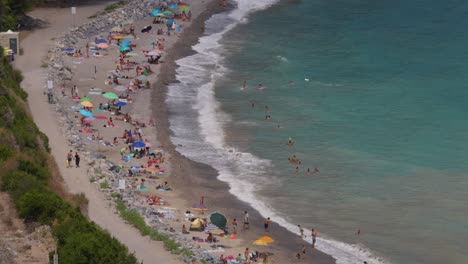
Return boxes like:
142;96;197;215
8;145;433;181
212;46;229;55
189;218;205;231
209;211;227;229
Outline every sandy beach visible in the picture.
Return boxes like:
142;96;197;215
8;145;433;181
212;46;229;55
13;0;335;263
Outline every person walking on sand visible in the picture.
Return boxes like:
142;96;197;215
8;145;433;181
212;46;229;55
311;229;317;248
243;211;249;230
66;150;73;168
298;225;305;238
74;152;81;168
264;217;270;233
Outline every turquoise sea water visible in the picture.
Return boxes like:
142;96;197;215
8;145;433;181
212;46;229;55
168;0;468;263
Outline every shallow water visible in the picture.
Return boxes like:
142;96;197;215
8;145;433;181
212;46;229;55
168;0;468;263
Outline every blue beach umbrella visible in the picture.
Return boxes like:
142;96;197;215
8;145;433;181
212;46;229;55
79;109;93;117
150;9;161;17
166;19;174;26
169;4;178;9
115;101;127;107
119;46;130;52
95;38;107;44
120;40;131;46
133;141;145;148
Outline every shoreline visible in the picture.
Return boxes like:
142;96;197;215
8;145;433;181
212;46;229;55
152;2;336;264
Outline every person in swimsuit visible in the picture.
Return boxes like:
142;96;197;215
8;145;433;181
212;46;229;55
298;225;305;238
314;167;320;174
311;229;317;248
243;211;249;230
264;217;270;232
66;150;73;168
232;218;238;234
307;168;311;175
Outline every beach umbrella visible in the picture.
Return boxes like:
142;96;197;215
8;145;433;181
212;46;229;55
125;52;139;57
253;236;274;245
155;13;166;17
113;35;125;39
169;4;178;9
120;40;131;46
150;9;161;16
146;50;161;56
180;6;190;12
133;141;145;148
79;109;93;117
114;85;127;91
64;47;74;53
103;92;119;100
80;97;91;102
163;10;173;15
94;115;108;120
120;46;131;52
95;38;107;44
204;224;224;235
115;101;127;107
80;101;94;108
96;43;109;49
209;212;227;229
84;117;95;122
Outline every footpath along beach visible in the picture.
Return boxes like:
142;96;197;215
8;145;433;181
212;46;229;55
15;0;335;263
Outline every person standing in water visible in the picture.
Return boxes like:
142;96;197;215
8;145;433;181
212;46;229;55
242;80;246;90
295;166;299;175
288;138;294;147
264;217;270;233
243;211;249;230
314;167;320;174
311;229;317;248
306;168;311;175
298;225;305;238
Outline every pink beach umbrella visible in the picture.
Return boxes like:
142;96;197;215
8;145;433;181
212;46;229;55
96;43;109;49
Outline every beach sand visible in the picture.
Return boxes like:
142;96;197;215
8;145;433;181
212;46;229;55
14;0;336;263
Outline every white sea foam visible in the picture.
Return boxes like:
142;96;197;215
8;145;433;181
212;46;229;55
166;1;388;263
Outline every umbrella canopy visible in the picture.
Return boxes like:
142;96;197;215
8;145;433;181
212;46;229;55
254;236;274;244
80;97;91;102
133;141;145;148
163;10;173;15
114;85;127;91
209;211;227;229
191;204;208;211
96;43;109;49
169;4;178;9
79;109;93;117
113;35;125;39
80;101;93;108
120;46;131;52
114;101;127;107
125;52;139;57
180;6;190;12
95;38;107;44
103;92;119;100
146;50;161;56
120;40;131;46
150;9;161;16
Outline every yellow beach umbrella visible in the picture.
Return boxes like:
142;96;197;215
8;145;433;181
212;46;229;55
258;236;274;243
113;35;124;39
253;240;270;246
80;101;94;107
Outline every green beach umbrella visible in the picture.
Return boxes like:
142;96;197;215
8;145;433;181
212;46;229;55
80;97;91;102
209;211;227;229
103;92;119;100
162;10;173;15
180;6;190;12
120;46;130;52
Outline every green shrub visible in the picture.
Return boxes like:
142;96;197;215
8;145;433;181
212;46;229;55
1;170;45;200
17;190;66;224
100;180;109;189
0;146;14;161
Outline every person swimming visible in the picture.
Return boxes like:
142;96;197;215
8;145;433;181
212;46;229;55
288;138;294;147
257;84;266;90
314;167;320;174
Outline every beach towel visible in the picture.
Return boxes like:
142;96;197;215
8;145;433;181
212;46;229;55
71;61;83;64
94;115;108;120
88;92;102;95
118;179;126;190
137;187;149;191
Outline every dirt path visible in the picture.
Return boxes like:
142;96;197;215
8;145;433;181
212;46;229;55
14;4;181;264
